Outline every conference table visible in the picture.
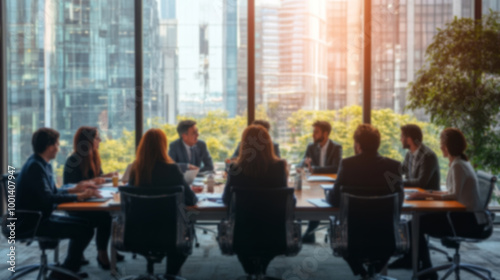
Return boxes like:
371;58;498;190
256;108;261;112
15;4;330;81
58;174;466;277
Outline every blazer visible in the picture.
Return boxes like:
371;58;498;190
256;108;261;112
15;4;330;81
16;154;77;220
128;161;198;206
327;152;403;207
300;139;342;174
402;144;440;190
63;153;103;184
169;139;214;173
222;160;288;205
231;141;281;159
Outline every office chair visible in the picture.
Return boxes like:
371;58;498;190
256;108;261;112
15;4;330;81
414;172;497;280
113;186;193;280
218;187;302;280
1;210;82;280
330;192;409;280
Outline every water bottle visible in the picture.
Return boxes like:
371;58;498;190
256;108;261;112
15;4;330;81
295;169;302;190
206;174;215;193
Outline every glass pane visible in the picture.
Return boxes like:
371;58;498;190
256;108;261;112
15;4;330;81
255;0;363;164
370;0;475;184
6;0;136;184
143;0;247;170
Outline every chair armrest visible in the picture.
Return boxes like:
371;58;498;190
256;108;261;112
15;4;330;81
2;210;43;240
395;219;410;255
217;219;235;255
329;215;347;257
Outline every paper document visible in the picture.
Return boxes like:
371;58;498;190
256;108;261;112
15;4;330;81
320;184;334;190
184;169;199;185
307;198;332;208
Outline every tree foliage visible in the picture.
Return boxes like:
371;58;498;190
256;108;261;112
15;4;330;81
407;11;500;173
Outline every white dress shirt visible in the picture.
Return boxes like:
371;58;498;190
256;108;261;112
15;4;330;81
319;141;330;167
183;141;193;162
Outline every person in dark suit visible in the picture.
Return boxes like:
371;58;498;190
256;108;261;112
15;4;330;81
16;128;100;280
168;120;214;173
300;120;342;174
400;124;440;191
326;124;403;278
300;120;343;243
222;125;288;275
63;126;123;270
128;128;198;276
231;120;281;159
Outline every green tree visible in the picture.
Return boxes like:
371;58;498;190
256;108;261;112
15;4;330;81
407;11;500;173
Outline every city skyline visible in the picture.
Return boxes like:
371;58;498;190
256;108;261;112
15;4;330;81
6;0;498;169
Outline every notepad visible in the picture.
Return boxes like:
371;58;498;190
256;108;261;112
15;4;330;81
307;198;331;208
307;176;336;182
402;203;414;207
404;189;418;193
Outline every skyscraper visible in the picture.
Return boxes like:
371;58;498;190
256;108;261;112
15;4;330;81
6;0;164;168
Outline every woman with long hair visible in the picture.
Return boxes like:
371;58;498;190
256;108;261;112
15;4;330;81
221;124;289;276
393;128;483;280
63;126;121;269
128;128;197;206
128;128;197;276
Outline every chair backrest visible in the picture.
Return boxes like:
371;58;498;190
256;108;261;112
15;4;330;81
118;186;187;254
230;187;295;256
476;171;497;209
339;192;400;261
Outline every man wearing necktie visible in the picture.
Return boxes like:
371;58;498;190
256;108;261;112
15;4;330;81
169;120;214;173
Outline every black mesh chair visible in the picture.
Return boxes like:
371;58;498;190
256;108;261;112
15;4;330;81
414;172;497;280
218;187;301;280
113;186;193;280
330;192;409;280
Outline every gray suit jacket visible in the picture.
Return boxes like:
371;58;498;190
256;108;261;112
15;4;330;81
402;144;440;190
168;139;214;173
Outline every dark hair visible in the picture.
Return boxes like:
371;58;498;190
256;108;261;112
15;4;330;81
353;124;380;153
32;128;60;154
313;120;332;135
400;124;423;145
177;120;197;136
440;128;468;161
252;120;271;131
73;126;101;179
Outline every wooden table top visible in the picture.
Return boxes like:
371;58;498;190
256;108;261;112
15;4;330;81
58;173;466;214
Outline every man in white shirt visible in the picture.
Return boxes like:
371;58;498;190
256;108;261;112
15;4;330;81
300;120;343;243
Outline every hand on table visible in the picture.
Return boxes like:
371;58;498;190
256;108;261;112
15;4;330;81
69;180;98;193
188;164;199;170
92;177;106;184
77;188;102;201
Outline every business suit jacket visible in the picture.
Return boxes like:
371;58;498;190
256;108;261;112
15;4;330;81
222;160;288;205
169;139;214;173
16;154;78;220
63;153;103;184
128;161;198;206
327;152;403;207
231;142;281;159
402;144;440;190
301;139;342;174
